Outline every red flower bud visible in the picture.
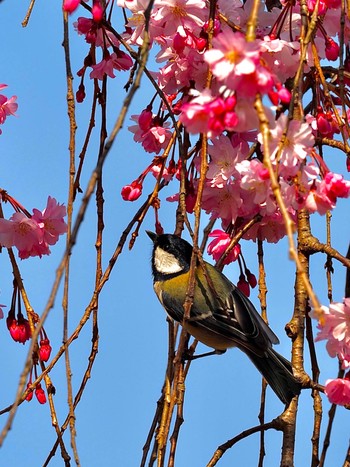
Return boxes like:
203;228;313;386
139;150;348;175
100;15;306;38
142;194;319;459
76;84;86;103
39;338;52;362
246;270;257;288
325;38;340;61
237;274;250;297
35;384;47;404
25;383;33;402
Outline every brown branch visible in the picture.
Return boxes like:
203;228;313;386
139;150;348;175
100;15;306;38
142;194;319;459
41;368;71;466
206;418;283;467
343;440;350;467
345;243;350;297
42;310;100;466
299;234;350;269
21;0;36;27
319;365;345;467
257;240;268;467
62;8;80;465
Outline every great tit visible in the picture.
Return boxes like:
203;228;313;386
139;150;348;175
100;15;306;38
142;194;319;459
147;231;301;404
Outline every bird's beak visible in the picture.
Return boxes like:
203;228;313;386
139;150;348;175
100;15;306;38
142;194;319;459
146;230;157;242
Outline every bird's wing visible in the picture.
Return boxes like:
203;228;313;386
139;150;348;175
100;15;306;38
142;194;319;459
187;262;280;355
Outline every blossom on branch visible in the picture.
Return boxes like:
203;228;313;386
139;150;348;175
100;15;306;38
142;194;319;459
207;229;241;265
0;197;67;259
0;84;18;134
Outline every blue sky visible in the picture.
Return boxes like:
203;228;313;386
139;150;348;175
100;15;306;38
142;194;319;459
0;3;349;466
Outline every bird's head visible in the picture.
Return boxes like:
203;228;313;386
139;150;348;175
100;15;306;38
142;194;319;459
146;231;193;279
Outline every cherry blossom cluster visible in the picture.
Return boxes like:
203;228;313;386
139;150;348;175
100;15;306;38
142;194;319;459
64;0;133;102
311;299;350;406
0;195;67;259
111;0;350;243
0;84;18;134
65;1;350;406
64;1;350;241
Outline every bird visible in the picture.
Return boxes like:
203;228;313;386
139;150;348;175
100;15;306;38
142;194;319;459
147;231;301;404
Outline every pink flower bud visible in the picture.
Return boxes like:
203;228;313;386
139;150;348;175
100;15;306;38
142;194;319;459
63;0;80;13
138;108;153;131
259;168;270;180
121;181;143;201
316;112;332;136
92;0;103;22
278;87;291;104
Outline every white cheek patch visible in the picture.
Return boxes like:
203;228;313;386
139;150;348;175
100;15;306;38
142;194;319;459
154;247;183;274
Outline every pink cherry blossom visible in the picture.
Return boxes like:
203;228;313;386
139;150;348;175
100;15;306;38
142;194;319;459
323;172;350;199
180;91;239;137
201;180;242;225
206;135;243;188
260;36;301;83
0;93;18;125
314;299;350;346
117;0;162;45
306;173;350;215
153;0;206;37
259;114;315;177
242;211;293;244
0;212;43;253
236;159;271;206
311;299;350;371
204;30;260;87
32;196;68;246
0;197;67;259
325;378;350;406
19;241;51;260
207;230;241;265
150;164;176;183
110;50;133;71
90;56;117;80
129;113;172;154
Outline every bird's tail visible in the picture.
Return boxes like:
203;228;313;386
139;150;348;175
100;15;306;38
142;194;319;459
247;348;301;404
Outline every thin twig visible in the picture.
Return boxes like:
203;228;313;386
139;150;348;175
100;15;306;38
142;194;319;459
206;419;283;467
